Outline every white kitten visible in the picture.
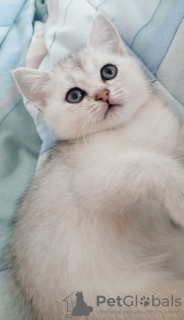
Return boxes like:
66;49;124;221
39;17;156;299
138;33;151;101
11;14;184;320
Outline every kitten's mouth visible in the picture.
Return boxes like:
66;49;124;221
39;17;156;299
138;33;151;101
104;103;120;118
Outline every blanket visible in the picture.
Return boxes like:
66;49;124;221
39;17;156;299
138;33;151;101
0;0;184;318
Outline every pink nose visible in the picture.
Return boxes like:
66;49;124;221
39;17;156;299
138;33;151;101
96;89;109;103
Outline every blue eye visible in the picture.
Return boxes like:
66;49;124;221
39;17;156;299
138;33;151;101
66;88;85;104
101;64;117;81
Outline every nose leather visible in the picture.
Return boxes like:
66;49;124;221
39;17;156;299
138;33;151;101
96;89;109;103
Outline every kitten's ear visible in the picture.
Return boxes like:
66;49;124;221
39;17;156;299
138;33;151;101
12;68;51;110
87;13;127;56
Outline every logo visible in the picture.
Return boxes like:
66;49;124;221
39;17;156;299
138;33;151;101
96;295;182;308
140;296;150;307
63;291;93;318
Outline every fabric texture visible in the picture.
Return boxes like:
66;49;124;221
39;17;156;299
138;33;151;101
0;0;184;318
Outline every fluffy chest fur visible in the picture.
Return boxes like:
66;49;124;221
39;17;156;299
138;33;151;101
14;95;183;299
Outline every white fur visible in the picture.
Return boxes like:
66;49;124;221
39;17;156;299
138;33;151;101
11;14;184;320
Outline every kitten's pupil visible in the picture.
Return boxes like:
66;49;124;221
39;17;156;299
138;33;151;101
106;68;112;75
72;92;78;100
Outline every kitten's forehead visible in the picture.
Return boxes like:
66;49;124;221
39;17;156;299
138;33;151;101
54;49;119;91
54;51;102;90
72;54;86;70
60;50;99;74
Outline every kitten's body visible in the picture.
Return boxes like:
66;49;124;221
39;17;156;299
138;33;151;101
11;14;184;320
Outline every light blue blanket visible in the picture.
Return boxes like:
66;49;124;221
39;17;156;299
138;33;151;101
1;0;184;318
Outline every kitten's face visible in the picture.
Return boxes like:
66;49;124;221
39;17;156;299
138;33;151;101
13;14;150;140
44;50;150;139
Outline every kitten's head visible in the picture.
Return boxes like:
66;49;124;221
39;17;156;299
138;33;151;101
13;14;150;140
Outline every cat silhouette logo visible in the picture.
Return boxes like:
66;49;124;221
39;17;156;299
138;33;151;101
63;291;93;318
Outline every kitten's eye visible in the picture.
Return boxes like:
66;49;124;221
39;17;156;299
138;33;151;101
101;64;117;81
66;88;85;104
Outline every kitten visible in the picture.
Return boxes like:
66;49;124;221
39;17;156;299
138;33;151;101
11;13;184;320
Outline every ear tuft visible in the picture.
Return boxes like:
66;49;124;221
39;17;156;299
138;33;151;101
12;68;51;110
87;13;127;56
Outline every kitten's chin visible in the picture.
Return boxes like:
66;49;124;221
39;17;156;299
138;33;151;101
101;91;151;131
101;104;128;127
104;104;122;118
100;104;141;131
